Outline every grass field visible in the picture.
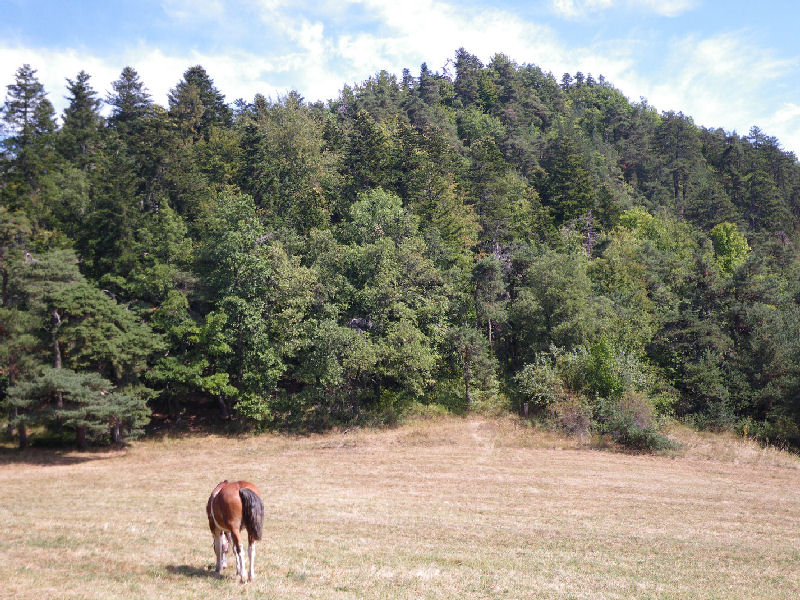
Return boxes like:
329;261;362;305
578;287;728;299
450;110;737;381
1;416;799;599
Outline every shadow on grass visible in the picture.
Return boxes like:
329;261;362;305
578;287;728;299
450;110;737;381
166;564;221;579
0;446;125;467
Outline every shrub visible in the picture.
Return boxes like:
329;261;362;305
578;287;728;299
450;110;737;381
401;401;450;421
515;352;561;410
549;394;592;437
595;391;675;451
739;413;800;451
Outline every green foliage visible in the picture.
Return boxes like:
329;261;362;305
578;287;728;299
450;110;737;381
4;50;800;451
709;222;750;275
6;366;149;447
515;341;671;450
594;392;675;451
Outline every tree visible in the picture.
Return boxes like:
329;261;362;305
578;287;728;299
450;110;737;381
709;222;750;276
342;109;398;200
1;64;59;217
237;93;338;233
147;291;236;417
447;325;498;406
7;367;114;449
540;133;595;225
58;71;103;168
169;65;232;140
654;111;703;218
106;66;152;127
472;254;507;345
5;248;160;446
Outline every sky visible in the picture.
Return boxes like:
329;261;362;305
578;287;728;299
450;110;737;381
2;0;799;156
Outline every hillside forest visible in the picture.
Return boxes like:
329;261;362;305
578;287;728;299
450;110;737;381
2;50;800;451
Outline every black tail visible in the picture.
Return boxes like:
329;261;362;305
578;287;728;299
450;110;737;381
239;488;263;541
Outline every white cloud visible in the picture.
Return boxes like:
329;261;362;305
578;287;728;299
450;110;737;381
635;0;696;17
612;32;798;144
551;0;695;19
760;103;800;157
2;1;798;156
552;0;613;19
161;0;225;21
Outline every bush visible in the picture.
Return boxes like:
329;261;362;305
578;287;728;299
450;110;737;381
595;392;675;451
401;401;450;421
549;394;592;437
739;413;800;451
515;352;562;410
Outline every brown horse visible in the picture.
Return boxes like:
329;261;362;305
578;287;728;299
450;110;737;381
206;480;264;582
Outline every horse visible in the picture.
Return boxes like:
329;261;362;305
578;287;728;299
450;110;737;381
206;480;264;583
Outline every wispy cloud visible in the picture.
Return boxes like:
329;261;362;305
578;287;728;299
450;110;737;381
2;0;798;155
618;32;798;137
762;103;800;155
551;0;695;19
161;0;225;21
552;0;613;19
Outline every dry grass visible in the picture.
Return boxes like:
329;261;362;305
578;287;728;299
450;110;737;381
1;416;799;599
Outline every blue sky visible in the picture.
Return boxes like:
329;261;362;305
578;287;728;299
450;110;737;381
2;0;799;155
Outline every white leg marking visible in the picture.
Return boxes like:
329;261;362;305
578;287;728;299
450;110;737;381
248;541;256;581
236;544;246;583
214;532;223;573
224;532;232;568
219;532;228;571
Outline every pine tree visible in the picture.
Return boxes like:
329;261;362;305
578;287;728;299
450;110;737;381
5;248;161;446
1;64;59;215
106;66;152;127
7;367;113;449
58;71;103;168
168;65;232;140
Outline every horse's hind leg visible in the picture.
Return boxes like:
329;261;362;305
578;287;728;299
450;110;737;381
230;530;246;583
247;535;256;582
213;531;225;574
222;532;232;569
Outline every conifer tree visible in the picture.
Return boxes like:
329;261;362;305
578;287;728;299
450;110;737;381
107;66;152;127
58;70;103;168
1;64;59;215
168;65;232;140
4;248;161;447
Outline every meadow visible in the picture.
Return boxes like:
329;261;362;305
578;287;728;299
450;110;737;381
1;417;799;599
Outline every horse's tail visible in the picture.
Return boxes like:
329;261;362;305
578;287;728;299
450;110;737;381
239;488;263;541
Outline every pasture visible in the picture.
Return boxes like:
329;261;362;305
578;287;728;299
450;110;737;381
1;417;799;599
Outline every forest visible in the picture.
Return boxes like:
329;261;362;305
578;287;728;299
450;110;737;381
2;49;800;451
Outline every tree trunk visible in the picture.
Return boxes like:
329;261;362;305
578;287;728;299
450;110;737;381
217;395;230;420
18;421;27;450
76;426;87;450
463;359;472;406
52;311;63;408
672;170;680;205
110;423;122;444
11;406;28;449
1;266;7;306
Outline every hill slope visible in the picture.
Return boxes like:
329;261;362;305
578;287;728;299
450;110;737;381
2;417;798;599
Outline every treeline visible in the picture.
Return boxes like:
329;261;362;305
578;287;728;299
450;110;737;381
2;49;800;450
